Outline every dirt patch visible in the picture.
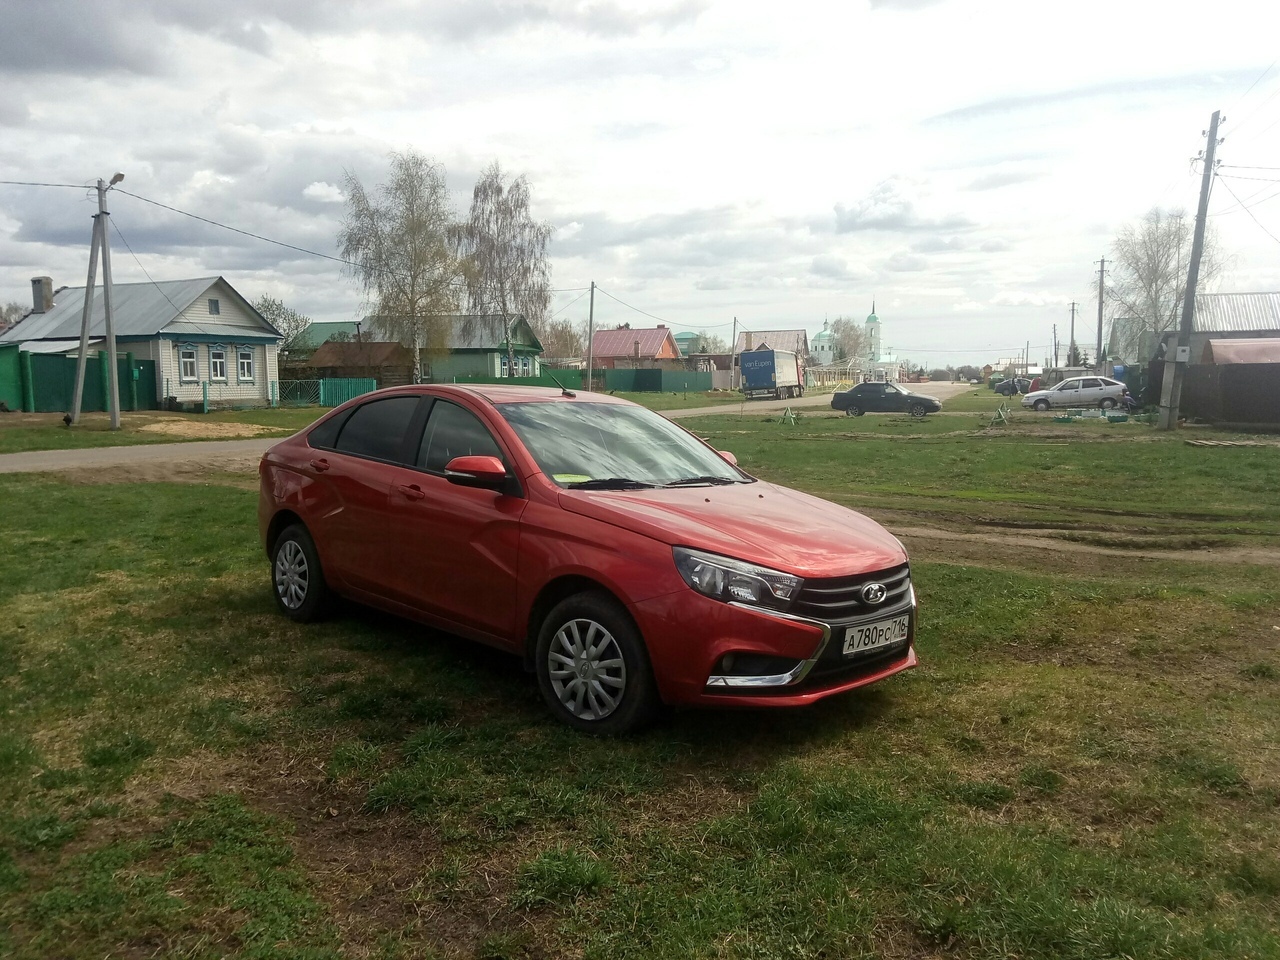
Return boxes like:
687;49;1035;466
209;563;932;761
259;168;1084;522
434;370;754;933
60;456;260;488
135;418;282;440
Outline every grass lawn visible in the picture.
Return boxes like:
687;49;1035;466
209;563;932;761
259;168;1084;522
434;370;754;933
1;415;1278;958
605;389;753;412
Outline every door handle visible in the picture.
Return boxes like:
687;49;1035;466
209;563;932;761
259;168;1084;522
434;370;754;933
397;484;425;501
309;458;330;473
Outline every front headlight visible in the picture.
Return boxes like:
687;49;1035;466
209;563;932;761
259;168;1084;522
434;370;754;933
673;547;801;609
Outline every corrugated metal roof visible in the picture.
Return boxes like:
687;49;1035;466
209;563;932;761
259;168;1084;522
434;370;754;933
0;277;278;342
1194;293;1280;333
733;329;810;355
14;338;104;354
162;321;278;340
356;314;542;352
590;326;679;359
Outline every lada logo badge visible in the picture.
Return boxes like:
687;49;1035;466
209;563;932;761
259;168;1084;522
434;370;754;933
861;582;887;605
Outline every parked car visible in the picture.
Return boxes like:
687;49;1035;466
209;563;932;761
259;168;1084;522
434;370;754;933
993;377;1031;396
1020;376;1127;411
830;381;942;418
259;385;917;734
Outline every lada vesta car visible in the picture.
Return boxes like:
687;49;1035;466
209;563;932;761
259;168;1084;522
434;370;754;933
259;385;917;733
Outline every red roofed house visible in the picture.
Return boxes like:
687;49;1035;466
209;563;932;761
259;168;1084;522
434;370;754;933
589;325;682;369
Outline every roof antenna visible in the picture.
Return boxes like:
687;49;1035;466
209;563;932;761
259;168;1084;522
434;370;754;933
547;372;576;398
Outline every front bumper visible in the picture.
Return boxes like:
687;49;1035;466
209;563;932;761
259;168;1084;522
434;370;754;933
632;587;917;708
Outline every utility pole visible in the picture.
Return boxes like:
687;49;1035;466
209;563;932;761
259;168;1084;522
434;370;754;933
1159;110;1222;430
1024;340;1029;377
68;174;124;429
1053;323;1058;368
585;281;595;392
731;316;738;390
1069;302;1077;366
1095;257;1107;373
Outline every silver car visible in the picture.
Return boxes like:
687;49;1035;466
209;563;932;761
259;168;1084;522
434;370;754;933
1021;376;1127;411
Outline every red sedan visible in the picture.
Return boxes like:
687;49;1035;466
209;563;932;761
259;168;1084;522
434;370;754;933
259;384;917;733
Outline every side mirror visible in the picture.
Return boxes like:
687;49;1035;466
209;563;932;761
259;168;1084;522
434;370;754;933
444;455;508;490
718;450;738;466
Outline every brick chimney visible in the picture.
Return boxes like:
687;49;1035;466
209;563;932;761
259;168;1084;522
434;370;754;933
31;277;53;313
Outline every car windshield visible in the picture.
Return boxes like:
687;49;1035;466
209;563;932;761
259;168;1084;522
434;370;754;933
496;401;750;488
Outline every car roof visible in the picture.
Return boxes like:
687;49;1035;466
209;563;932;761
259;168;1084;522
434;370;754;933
353;383;637;407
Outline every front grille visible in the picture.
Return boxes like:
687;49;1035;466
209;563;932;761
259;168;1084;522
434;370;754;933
790;564;911;622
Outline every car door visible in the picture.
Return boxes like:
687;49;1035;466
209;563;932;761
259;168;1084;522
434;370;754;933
306;394;424;593
382;398;527;644
1051;379;1082;408
1077;377;1104;405
882;383;906;412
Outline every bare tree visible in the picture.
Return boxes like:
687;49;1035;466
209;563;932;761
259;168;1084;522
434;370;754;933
252;294;313;358
1108;207;1220;361
454;162;553;376
539;318;583;360
829;316;868;362
1;301;25;331
684;330;727;354
339;151;461;379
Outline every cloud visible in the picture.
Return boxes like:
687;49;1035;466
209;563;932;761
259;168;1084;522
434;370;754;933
980;238;1011;252
885;252;928;272
303;182;344;203
810;255;860;280
910;236;964;253
967;170;1042;191
0;0;707;79
926;70;1255;125
834;179;972;233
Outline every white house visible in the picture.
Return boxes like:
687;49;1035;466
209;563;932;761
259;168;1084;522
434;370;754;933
1;276;281;406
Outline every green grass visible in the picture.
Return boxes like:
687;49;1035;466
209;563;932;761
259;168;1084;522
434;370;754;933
0;417;1278;958
608;389;751;411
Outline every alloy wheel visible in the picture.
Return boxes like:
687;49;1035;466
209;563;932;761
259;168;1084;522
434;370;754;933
546;618;627;721
275;540;309;610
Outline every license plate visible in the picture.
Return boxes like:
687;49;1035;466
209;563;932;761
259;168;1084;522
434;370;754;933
843;614;910;657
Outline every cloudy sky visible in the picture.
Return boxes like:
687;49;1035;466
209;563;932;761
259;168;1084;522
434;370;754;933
3;0;1279;366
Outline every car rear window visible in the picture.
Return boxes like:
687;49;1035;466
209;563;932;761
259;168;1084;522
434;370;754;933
333;396;420;462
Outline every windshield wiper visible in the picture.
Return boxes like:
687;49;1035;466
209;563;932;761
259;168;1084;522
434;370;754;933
567;477;658;490
663;476;740;487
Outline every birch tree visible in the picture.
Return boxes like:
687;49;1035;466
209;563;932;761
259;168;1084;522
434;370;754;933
454;162;552;376
339;151;461;378
1108;207;1220;361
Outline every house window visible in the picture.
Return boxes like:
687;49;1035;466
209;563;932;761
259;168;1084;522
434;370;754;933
500;355;510;376
179;345;198;382
238;347;254;382
520;355;531;375
210;345;228;382
208;298;221;315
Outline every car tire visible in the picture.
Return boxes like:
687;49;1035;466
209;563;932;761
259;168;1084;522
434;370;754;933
271;524;330;623
1100;398;1116;410
1034;399;1050;412
909;403;927;418
845;405;864;417
536;592;659;735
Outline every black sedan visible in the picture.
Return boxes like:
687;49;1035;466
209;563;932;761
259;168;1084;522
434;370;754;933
830;382;943;418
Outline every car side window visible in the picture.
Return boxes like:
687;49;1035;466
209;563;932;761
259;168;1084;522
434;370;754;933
333;396;420;462
1057;380;1078;391
417;400;504;473
1081;378;1102;389
308;409;350;449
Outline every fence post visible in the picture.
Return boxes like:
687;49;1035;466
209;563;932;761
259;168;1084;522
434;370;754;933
125;352;137;411
98;350;110;412
270;380;278;408
18;350;34;412
202;381;209;414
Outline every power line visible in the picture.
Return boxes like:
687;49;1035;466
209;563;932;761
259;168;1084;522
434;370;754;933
0;179;91;189
1218;164;1280;171
549;287;590;319
1217;178;1280;247
593;285;736;329
109;219;201;327
1216;173;1280;184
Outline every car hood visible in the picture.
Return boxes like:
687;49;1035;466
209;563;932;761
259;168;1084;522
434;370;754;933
1021;389;1053;400
558;481;906;577
904;392;942;404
